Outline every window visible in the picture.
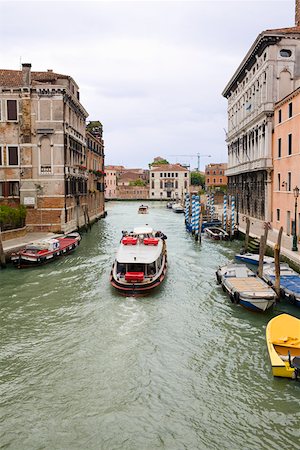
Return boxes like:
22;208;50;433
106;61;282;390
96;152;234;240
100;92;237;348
220;170;223;174
151;173;154;177
160;181;163;189
207;178;210;183
278;173;281;190
0;147;2;165
213;178;216;183
278;109;282;123
280;49;292;58
160;172;163;177
0;182;4;196
164;173;166;177
168;173;170;178
278;138;281;157
7;146;18;165
288;172;291;191
288;134;292;155
220;178;223;183
151;180;154;189
8;181;19;196
184;173;187;177
7;100;17;121
289;102;293;118
175;173;178;177
277;209;280;221
172;173;174;178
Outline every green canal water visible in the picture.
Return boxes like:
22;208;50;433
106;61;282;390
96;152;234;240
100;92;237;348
1;201;300;450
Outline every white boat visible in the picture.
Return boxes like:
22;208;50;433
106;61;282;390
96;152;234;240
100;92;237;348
205;227;229;240
263;263;300;307
166;201;174;209
216;263;276;312
110;226;167;295
138;205;149;214
172;203;184;213
235;252;274;266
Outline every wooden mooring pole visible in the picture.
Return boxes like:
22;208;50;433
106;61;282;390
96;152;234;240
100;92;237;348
244;217;251;252
274;227;283;299
257;224;269;279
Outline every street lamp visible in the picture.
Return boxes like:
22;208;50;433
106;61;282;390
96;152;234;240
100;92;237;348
292;185;299;251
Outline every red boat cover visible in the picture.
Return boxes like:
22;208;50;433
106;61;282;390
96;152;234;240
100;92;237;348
143;238;159;246
122;237;138;245
125;272;144;282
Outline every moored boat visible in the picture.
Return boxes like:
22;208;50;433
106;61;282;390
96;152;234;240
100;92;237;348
172;203;184;213
266;314;300;379
205;227;229;240
11;232;81;268
235;252;274;266
216;263;276;311
110;226;167;295
262;262;300;307
138;204;148;214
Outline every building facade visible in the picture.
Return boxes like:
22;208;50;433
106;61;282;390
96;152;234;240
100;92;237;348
105;165;123;199
149;164;189;199
0;63;92;232
205;163;227;190
86;122;105;223
222;7;300;221
272;87;300;236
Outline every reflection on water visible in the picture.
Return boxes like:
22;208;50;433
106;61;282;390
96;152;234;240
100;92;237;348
0;201;300;449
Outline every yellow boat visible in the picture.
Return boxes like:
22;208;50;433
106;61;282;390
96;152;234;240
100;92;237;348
266;314;300;379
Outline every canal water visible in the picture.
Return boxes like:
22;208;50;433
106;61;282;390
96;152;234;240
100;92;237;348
1;201;300;450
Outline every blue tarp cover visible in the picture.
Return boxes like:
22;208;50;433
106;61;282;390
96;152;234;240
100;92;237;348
269;275;300;295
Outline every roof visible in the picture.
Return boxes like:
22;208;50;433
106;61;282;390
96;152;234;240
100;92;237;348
116;239;162;264
133;226;153;234
0;69;71;88
222;27;300;98
105;165;124;171
151;164;188;172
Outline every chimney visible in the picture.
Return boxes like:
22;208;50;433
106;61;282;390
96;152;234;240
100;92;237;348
22;63;31;87
296;0;300;26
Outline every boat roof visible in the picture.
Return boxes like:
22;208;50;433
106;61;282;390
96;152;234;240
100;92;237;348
133;226;153;235
116;240;163;264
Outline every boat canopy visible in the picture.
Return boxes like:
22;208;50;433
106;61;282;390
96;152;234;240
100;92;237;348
133;226;154;235
116;239;163;264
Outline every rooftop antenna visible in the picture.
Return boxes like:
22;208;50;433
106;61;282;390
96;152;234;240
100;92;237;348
168;153;211;172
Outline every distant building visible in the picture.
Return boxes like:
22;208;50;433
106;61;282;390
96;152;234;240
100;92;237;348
86;121;105;223
205;163;227;191
0;63;92;232
105;166;149;199
105;165;124;199
149;164;189;199
272;88;300;236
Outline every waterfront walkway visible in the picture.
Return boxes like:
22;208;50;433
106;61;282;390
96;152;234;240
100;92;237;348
2;232;56;256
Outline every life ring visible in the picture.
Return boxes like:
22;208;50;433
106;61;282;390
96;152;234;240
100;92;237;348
233;292;240;304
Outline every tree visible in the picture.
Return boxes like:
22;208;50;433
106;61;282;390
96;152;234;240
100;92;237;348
149;158;169;168
129;179;146;186
190;171;205;186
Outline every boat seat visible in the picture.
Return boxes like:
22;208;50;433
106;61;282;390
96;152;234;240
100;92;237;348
235;267;250;278
273;336;300;346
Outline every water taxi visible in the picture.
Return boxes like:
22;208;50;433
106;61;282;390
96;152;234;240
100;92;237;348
138;205;149;214
172;203;184;213
266;314;300;379
216;263;276;311
11;232;81;268
110;226;167;295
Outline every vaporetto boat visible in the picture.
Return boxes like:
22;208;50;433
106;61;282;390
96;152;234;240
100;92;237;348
110;226;167;295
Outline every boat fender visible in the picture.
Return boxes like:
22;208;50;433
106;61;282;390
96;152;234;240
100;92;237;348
229;292;235;303
216;271;221;284
233;292;240;304
280;288;285;299
222;284;227;293
267;280;273;286
40;256;46;263
289;294;296;305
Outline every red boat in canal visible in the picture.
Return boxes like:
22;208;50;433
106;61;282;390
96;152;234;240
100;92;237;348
110;226;167;295
11;232;81;268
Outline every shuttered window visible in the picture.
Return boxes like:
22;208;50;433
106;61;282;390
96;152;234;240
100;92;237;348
8;146;18;165
7;100;17;121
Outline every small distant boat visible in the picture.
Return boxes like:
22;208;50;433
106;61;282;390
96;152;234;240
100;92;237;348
110;226;167;295
172;203;184;213
166;201;174;209
11;232;81;268
266;314;300;379
235;253;274;266
263;263;300;307
138;205;149;214
205;227;229;240
216;263;276;311
201;219;222;232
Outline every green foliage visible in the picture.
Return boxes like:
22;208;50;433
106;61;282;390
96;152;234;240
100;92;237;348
129;179;146;187
0;205;27;230
190;171;205;186
149;158;169;168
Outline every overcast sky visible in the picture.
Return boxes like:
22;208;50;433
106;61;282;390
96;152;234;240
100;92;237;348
1;0;295;170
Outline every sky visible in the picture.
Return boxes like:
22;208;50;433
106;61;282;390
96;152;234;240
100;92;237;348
0;0;295;170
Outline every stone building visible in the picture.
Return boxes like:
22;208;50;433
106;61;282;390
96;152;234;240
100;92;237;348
0;63;94;232
205;163;227;191
222;1;300;221
105;165;123;199
86;121;105;224
149;164;189;200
